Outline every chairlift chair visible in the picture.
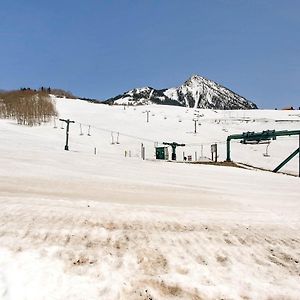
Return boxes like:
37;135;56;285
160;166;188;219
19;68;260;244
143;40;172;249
111;132;115;144
263;142;271;157
79;124;84;136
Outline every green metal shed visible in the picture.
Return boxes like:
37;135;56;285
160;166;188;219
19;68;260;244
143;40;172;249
155;147;169;160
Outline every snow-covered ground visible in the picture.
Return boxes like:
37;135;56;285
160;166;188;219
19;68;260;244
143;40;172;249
0;98;299;300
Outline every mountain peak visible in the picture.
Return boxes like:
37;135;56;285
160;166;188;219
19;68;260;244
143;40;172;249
183;74;208;88
188;74;204;81
105;75;257;109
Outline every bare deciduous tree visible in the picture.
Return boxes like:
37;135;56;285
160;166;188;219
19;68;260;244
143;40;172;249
0;90;57;126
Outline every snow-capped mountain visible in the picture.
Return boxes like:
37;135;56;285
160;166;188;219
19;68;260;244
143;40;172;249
104;75;257;109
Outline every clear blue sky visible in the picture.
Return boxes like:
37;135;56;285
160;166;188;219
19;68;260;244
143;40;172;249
0;0;299;108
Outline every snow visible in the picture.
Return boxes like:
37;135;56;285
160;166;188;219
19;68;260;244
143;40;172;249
107;74;257;109
177;75;255;109
163;88;178;101
0;97;300;300
114;96;132;105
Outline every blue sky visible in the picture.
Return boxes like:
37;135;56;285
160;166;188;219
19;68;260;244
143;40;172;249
0;0;299;108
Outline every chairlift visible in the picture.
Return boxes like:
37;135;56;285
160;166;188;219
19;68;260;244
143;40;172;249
79;124;84;136
53;118;57;129
60;121;64;129
111;132;115;144
87;125;91;136
241;139;271;145
116;132;120;144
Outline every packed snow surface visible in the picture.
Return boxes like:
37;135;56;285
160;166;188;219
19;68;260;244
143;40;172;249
0;97;300;300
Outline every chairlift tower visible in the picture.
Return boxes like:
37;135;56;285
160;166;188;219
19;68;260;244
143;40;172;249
226;129;300;176
193;118;198;133
59;118;75;151
143;110;150;123
163;142;186;160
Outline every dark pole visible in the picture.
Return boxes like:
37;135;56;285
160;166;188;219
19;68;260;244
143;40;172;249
226;138;231;161
194;120;197;133
141;143;145;160
215;143;218;162
172;145;176;160
65;121;70;150
59;119;75;151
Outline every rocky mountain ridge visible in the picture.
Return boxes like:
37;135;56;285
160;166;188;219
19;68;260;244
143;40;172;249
105;75;257;109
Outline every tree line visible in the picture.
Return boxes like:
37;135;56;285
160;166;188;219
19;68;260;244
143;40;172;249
0;90;57;126
19;86;75;99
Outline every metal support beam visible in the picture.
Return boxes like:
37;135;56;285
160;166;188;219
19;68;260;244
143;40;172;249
226;129;300;162
273;148;299;174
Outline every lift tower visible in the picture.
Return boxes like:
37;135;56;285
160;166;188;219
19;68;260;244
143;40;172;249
226;129;300;176
163;142;185;161
59;118;75;151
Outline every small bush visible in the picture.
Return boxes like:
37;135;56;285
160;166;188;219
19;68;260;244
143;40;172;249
0;90;57;126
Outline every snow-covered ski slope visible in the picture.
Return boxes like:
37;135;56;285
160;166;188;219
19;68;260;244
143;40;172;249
59;98;298;174
0;97;300;300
